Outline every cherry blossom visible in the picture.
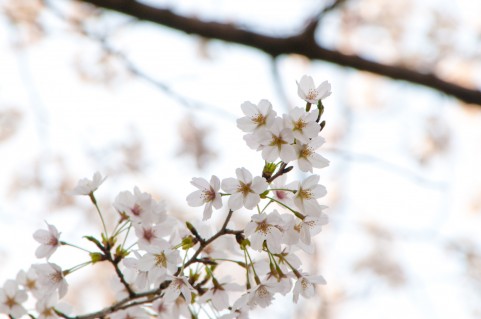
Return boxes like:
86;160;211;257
33;222;61;259
236;99;276;134
292;272;326;303
244;211;284;253
163;276;195;304
33;263;68;298
246;280;283;308
114;186;166;224
16;267;42;298
136;243;181;285
258;118;296;163
221;167;268;211
186;175;222;220
293;136;329;173
0;280;27;318
283;107;320;143
0;75;332;319
296;75;331;104
133;219;176;250
296;214;328;245
71;171;106;195
289;175;326;216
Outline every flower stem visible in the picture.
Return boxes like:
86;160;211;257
89;193;109;238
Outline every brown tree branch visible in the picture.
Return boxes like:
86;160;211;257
70;0;481;105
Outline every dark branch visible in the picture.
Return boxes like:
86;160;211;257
71;0;481;105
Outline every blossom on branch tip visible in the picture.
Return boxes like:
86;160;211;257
33;221;61;259
186;175;222;220
296;75;331;104
71;171;106;195
237;99;276;134
221;167;268;211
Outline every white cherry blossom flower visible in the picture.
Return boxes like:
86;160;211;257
0;279;27;318
114;187;166;224
16;267;42;298
134;218;176;250
289;175;326;216
236;100;276;133
33;263;68;298
137;243;181;285
283;107;320;143
71;171;106;195
296;75;331;104
163;276;195;304
221;167;268;211
33;221;61;259
258;118;296;163
292;272;326;303
186;175;222;220
244;211;284;253
296;214;328;245
246;279;283;308
294;136;329;172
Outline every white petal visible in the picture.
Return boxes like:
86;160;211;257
280;145;297;162
221;178;238;193
257;99;272;115
302;175;320;189
190;177;210;190
186;190;204;207
210;175;220;191
244;193;260;210
251;177;268;194
240;101;257;116
228;193;243;211
310;153;329;169
235;167;252;183
262;145;279;162
244;221;257;236
202;204;213;221
33;229;51;244
298;157;312;173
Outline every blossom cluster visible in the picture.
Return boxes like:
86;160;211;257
0;75;331;319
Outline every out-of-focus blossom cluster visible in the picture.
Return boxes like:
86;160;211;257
0;75;331;319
